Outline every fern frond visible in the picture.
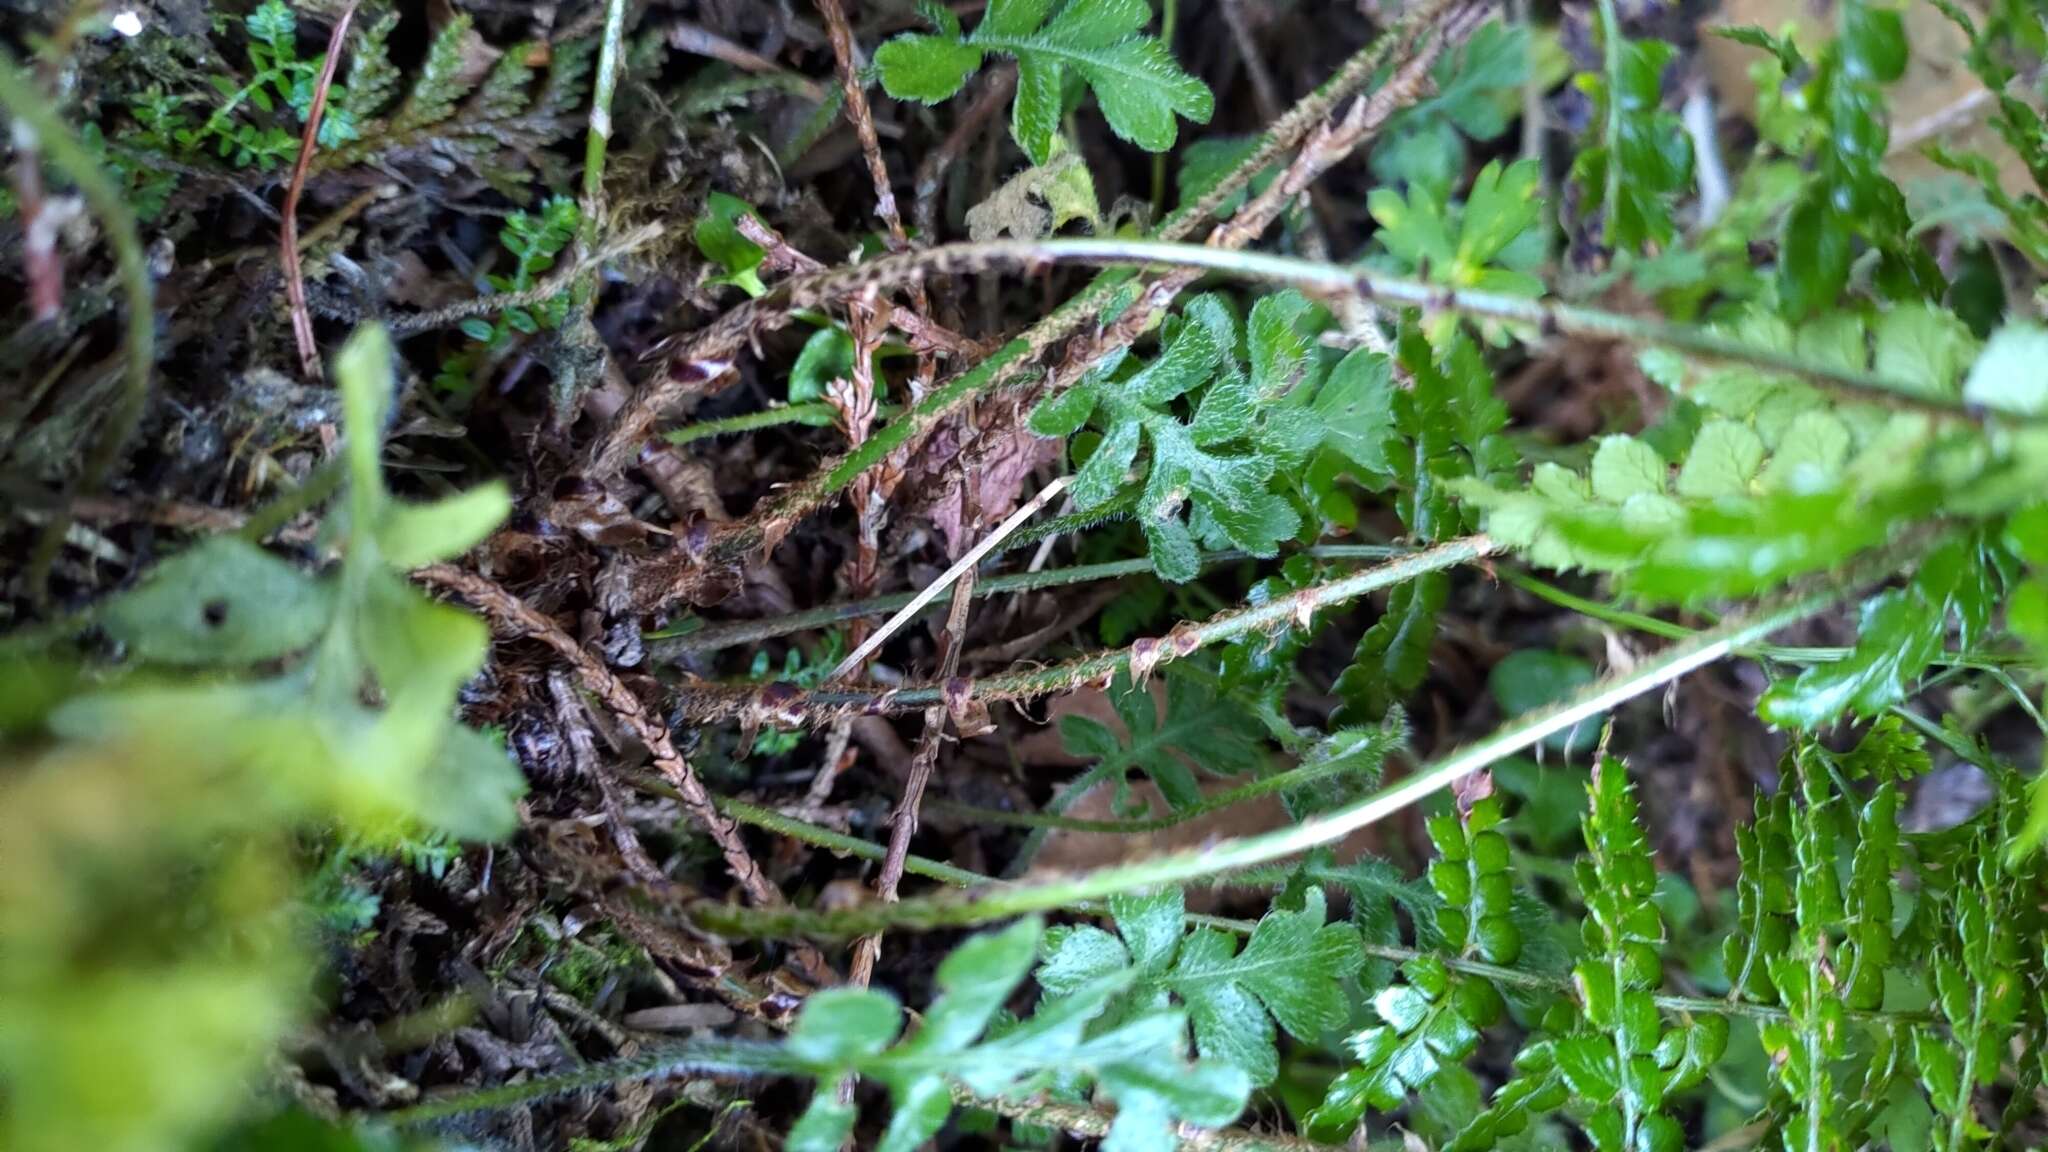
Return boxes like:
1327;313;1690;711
1305;794;1520;1138
318;17;593;195
1553;757;1721;1152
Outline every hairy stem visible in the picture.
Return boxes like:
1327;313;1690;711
930;735;1390;835
749;238;1997;423
701;791;1927;1030
662;401;841;444
679;584;1843;940
670;537;1493;723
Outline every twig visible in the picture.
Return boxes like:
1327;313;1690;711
680;582;1849;941
847;569;977;988
378;222;665;335
733;213;988;357
829;474;1070;680
11;114;61;320
0;47;156;603
815;0;912;255
646;543;1406;658
737;237;2007;423
282;2;357;381
413;565;786;913
666;21;827;101
956;1088;1324;1152
914;66;1017;241
677;536;1492;725
549;671;665;885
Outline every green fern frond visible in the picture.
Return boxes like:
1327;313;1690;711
1552;757;1722;1152
1305;793;1520;1139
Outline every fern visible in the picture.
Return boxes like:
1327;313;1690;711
1332;328;1512;724
435;196;581;396
1448;303;2048;607
875;0;1213;166
1366;158;1548;350
1029;292;1324;581
1573;4;1692;251
1306;794;1521;1138
1917;779;2041;1152
1721;2;1938;316
1549;759;1724;1152
318;13;594;196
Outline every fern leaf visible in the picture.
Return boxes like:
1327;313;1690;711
1555;757;1723;1152
1057;665;1264;812
393;13;478;133
337;11;401;127
1332;329;1510;724
1029;293;1321;579
1733;727;1921;1150
1305;794;1520;1138
1573;15;1692;251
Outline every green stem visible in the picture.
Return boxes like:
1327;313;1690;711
1596;0;1626;246
930;731;1391;835
1148;0;1180;215
0;48;155;599
705;788;1923;1030
774;239;1995;423
671;537;1491;722
238;457;347;542
647;544;1403;656
661;401;840;445
576;0;630;305
680;584;1842;940
994;484;1145;556
712;795;989;888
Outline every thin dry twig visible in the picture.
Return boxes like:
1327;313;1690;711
281;1;357;381
734;214;989;358
666;21;827;101
548;671;665;886
11;118;62;321
414;565;786;913
828;473;1070;680
814;0;914;259
913;66;1017;241
846;569;976;989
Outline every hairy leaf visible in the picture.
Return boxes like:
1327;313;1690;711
1037;889;1362;1086
876;0;1213;165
